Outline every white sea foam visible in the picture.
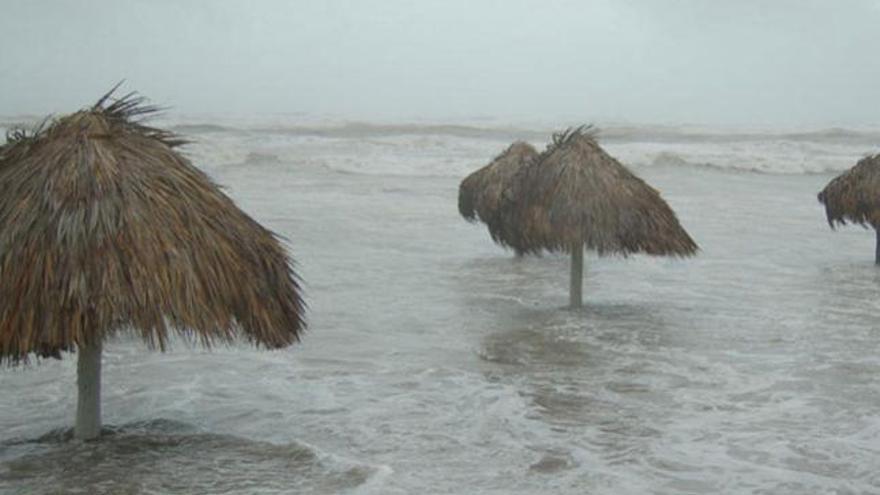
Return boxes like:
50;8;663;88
3;115;880;494
149;117;880;177
3;114;878;176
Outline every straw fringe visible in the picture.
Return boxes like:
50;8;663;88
0;91;305;363
818;154;880;229
458;141;538;251
500;126;698;257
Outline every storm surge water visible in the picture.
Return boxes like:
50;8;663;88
1;118;879;494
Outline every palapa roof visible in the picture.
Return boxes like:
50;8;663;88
458;141;538;249
500;126;698;256
817;154;880;229
0;91;305;363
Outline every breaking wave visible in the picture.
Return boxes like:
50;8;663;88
4;113;878;176
160;118;880;147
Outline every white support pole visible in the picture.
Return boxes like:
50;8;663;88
569;243;584;309
74;340;102;440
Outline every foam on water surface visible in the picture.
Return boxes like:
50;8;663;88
1;116;880;494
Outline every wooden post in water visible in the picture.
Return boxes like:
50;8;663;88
875;228;880;265
569;242;584;309
75;341;102;440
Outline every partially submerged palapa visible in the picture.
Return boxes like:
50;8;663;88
458;141;538;254
0;90;305;439
502;126;698;307
818;154;880;263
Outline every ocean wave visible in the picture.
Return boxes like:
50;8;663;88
599;125;880;145
6;112;876;176
190;135;876;178
4;110;876;147
612;142;879;175
644;151;803;175
247;122;539;142
171;119;880;177
157;118;880;147
169;123;236;134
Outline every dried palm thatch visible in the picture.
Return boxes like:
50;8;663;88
502;126;698;307
503;126;698;256
817;154;880;263
0;89;305;438
458;141;538;252
0;92;305;361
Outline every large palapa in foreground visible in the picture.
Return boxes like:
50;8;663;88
0;90;306;439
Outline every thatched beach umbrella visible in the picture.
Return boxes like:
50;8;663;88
502;126;698;308
0;91;305;440
818;154;880;263
458;141;538;254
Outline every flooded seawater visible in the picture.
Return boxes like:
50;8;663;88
2;118;880;494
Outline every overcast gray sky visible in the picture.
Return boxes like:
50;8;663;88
1;0;878;126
